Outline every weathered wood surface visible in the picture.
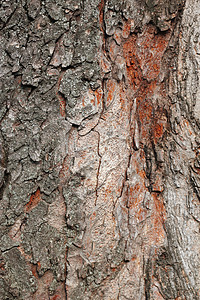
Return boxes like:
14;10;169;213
0;0;199;299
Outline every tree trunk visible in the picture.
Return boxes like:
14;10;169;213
0;0;200;299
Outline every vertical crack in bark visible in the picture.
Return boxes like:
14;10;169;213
55;69;67;119
93;0;108;208
94;130;102;206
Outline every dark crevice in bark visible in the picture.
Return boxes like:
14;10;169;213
144;256;152;300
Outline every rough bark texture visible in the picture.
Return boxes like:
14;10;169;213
0;0;200;299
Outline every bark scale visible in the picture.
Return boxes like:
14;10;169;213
0;0;199;299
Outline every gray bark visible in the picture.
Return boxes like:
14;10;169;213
0;0;200;299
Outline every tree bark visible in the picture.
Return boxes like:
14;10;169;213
0;0;200;299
